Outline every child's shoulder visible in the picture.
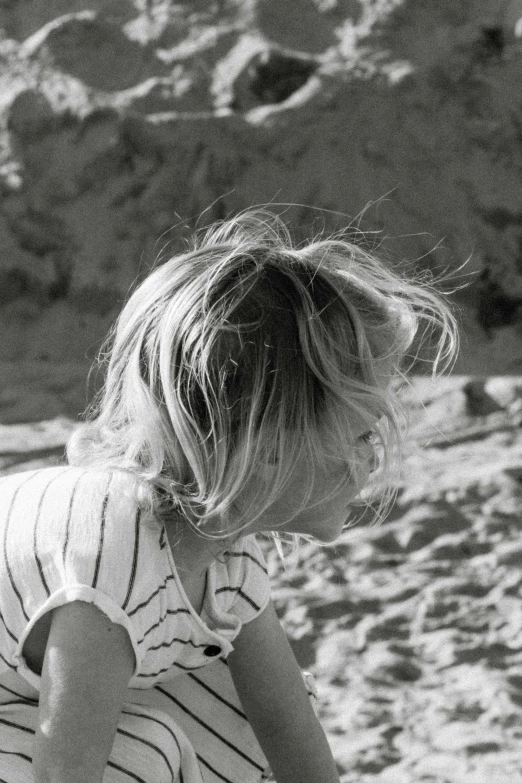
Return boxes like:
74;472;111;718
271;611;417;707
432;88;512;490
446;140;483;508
0;464;141;493
0;465;148;524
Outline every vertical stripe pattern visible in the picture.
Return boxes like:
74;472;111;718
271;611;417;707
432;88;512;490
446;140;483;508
0;465;274;783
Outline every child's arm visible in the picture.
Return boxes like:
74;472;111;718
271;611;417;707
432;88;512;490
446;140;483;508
228;599;341;783
32;601;135;783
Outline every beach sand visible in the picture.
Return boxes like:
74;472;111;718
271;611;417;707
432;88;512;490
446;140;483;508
2;372;522;782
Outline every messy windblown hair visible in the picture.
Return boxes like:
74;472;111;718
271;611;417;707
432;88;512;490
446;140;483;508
67;209;458;540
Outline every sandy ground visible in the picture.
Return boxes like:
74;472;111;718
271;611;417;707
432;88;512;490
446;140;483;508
2;372;522;782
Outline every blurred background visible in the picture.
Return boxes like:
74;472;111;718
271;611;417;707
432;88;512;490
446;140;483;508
2;2;522;782
1;0;522;423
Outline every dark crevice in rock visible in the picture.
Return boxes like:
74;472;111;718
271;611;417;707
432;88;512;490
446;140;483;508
462;379;503;417
248;52;316;105
475;268;522;334
477;26;506;60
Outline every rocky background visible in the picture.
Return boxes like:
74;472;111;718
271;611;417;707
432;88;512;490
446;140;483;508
1;0;522;391
2;1;522;782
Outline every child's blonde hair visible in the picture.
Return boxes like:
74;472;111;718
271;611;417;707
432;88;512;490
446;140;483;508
68;209;458;539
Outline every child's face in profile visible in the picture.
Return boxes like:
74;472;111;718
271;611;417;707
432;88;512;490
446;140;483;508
243;415;379;543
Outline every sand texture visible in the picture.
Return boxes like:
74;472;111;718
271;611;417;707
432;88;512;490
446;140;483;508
2;374;522;781
1;0;522;372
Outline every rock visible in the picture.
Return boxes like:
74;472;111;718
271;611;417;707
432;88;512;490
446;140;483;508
7;90;56;142
0;0;135;41
484;376;522;409
1;3;522;368
120;74;213;115
462;378;505;416
254;0;340;54
0;214;60;302
75;110;128;190
231;48;317;111
9;211;70;255
20;12;160;91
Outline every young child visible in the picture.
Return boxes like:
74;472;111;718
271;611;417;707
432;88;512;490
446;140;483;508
0;210;457;783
